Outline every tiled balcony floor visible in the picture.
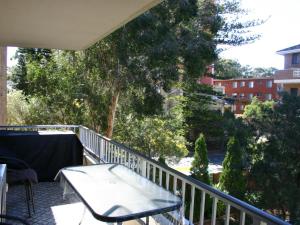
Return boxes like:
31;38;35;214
7;182;163;225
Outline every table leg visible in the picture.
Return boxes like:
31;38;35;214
146;217;149;225
117;222;122;225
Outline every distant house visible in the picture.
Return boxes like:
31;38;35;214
200;76;278;114
274;44;300;96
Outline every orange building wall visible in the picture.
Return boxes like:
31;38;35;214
213;78;278;114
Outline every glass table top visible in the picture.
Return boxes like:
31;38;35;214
58;164;182;223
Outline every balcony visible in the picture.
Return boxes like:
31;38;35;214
0;125;290;225
274;69;300;84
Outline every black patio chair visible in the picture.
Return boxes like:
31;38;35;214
0;156;38;217
0;214;30;225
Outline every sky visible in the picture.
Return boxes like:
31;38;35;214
6;0;300;70
220;0;300;69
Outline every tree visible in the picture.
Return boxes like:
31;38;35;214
11;49;86;125
7;90;30;125
219;136;246;200
183;82;225;151
215;0;263;46
214;58;245;79
213;58;278;79
191;133;210;184
11;0;263;140
114;99;189;159
251;67;277;77
242;97;275;133
245;93;300;223
85;0;221;137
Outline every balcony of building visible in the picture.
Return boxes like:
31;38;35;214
274;69;300;96
0;125;290;225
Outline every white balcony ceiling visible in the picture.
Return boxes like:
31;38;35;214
0;0;160;50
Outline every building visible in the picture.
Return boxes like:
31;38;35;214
214;77;277;114
200;76;278;114
274;44;300;96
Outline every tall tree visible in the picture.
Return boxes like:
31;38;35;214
244;93;300;223
183;82;225;151
11;0;262;138
191;133;210;184
219;136;246;200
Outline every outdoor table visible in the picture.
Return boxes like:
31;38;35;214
56;163;182;224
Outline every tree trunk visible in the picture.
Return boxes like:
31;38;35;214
106;59;121;138
106;87;120;138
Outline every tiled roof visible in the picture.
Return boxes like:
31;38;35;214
277;44;300;54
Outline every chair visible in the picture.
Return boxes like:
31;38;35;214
0;214;30;225
0;156;38;217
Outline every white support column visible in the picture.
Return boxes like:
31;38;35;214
0;46;7;125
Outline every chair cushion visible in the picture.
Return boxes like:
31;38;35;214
7;168;38;184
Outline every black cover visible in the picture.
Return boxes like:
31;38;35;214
0;131;83;181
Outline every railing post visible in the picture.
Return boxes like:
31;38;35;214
225;204;231;225
141;160;147;177
211;197;218;225
240;211;246;225
189;185;195;223
199;191;205;225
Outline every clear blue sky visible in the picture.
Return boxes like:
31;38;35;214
7;0;300;69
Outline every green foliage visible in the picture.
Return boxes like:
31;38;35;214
214;58;278;79
243;97;274;120
245;93;300;223
219;136;246;200
10;0;262;137
183;82;225;151
215;0;264;46
9;0;264;164
242;97;275;135
214;59;246;79
191;133;210;184
7;90;31;125
188;134;212;221
114;107;188;159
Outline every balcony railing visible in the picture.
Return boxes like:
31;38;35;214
0;125;290;225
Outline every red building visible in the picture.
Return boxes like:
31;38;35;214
200;77;278;114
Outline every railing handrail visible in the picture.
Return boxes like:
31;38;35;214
78;125;290;225
0;125;79;129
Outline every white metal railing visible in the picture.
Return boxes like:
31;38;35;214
0;125;290;225
78;126;290;225
0;125;78;133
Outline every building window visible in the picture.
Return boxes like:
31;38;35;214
240;93;244;98
232;82;237;88
232;93;237;97
240;105;244;110
240;81;245;87
265;93;272;100
266;80;272;88
292;53;300;65
248;81;254;88
249;93;253;99
257;93;262;97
